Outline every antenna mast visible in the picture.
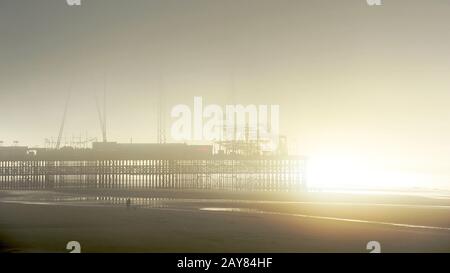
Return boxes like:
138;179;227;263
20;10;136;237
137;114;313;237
157;74;166;144
103;74;107;142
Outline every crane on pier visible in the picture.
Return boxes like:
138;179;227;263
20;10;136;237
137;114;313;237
95;89;107;143
55;82;107;149
56;91;71;149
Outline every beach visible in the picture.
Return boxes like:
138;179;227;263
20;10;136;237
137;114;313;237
0;189;449;253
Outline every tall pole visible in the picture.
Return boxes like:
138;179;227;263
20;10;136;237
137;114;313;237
157;73;165;144
103;76;107;143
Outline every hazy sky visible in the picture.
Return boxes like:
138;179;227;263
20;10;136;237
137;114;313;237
1;0;450;189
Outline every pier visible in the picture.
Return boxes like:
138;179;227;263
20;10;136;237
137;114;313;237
0;143;306;191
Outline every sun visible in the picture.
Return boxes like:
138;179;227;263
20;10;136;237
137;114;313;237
306;154;421;190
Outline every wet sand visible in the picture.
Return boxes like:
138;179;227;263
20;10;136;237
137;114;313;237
0;189;449;253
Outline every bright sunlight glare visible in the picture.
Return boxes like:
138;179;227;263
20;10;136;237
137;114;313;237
306;155;428;190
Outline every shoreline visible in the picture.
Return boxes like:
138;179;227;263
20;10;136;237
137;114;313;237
1;189;449;253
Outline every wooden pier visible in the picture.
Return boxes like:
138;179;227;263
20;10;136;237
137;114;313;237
0;158;306;191
0;143;307;191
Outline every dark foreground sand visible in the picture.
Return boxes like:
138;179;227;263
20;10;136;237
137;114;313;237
0;189;449;253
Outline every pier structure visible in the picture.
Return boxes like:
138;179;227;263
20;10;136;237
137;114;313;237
0;142;306;191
